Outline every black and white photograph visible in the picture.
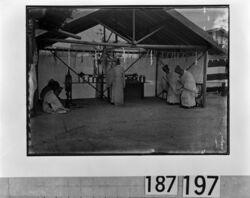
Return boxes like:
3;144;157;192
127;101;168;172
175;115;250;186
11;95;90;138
27;6;229;155
1;176;250;198
1;0;250;197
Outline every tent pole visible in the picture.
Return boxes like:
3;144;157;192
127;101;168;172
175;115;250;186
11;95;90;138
155;52;159;97
202;50;208;107
132;8;136;44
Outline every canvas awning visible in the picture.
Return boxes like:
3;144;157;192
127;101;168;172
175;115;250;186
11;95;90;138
34;7;226;55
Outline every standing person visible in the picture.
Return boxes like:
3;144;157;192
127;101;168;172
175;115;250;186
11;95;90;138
174;65;198;108
162;64;180;105
107;58;125;105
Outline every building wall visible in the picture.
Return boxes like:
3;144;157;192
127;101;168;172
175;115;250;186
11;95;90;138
207;55;228;92
0;177;250;198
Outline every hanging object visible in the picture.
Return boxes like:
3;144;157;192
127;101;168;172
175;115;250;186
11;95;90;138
203;7;206;14
95;51;98;67
65;69;72;108
53;50;57;63
81;51;84;63
67;48;71;67
94;50;99;75
94;50;97;64
150;50;153;65
195;51;198;66
122;48;126;63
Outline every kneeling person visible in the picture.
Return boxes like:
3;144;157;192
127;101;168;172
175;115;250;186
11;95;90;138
174;65;198;108
162;64;180;105
41;79;69;114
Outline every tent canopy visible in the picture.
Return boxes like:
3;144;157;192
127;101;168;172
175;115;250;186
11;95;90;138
34;7;226;54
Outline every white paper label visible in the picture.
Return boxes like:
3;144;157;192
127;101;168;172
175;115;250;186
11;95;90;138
145;176;178;195
182;176;220;197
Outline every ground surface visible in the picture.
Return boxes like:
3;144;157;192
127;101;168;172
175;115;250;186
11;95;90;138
29;94;228;155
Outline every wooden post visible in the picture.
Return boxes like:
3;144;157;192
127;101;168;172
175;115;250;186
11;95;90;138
155;53;159;97
202;50;208;107
132;8;136;43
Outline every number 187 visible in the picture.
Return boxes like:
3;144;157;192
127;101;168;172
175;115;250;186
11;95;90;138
145;176;177;195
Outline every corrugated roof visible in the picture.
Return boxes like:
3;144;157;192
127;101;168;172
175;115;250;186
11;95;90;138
36;7;226;55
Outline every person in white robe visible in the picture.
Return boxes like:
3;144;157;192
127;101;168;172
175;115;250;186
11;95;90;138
41;80;69;113
162;65;180;104
106;58;125;105
175;65;198;108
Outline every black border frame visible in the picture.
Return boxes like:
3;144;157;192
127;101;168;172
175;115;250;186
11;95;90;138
26;4;230;156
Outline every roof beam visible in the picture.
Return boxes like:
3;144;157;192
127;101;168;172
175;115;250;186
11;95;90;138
135;25;165;44
95;20;132;44
136;44;206;50
46;38;132;48
55;29;81;40
46;38;206;50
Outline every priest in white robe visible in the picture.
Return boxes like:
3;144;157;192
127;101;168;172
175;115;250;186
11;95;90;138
107;58;125;106
162;64;181;104
175;65;198;108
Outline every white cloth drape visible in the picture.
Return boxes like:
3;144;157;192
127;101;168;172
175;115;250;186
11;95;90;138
28;63;37;111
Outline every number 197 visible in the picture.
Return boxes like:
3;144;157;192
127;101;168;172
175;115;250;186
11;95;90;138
183;176;220;197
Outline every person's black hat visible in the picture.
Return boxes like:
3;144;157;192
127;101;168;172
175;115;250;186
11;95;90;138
162;64;169;72
50;80;62;92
